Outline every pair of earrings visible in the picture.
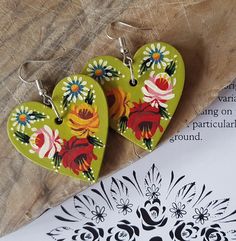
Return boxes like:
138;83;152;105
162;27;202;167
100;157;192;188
7;21;185;182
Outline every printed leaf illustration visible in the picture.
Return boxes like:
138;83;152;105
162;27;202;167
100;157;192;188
144;164;162;190
110;177;129;203
175;182;196;204
74;195;96;219
206;198;230;218
55;205;80;223
47;226;74;241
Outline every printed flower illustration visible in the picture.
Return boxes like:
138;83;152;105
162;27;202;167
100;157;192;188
142;71;175;109
107;220;139;241
193;207;210;225
140;43;170;74
169;221;199;240
106;87;133;132
72;222;104;241
127;102;163;150
116;199;133;215
47;224;104;241
136;199;168;230
145;184;160;200
67;103;99;138
201;224;228;241
29;125;63;159
91;206;107;223
59;136;97;179
11;106;35;131
86;59;120;84
62;76;88;108
169;202;187;219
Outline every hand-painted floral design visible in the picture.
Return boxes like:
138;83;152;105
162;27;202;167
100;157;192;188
140;43;171;74
169;221;199;240
142;72;175;109
62;76;88;108
11;106;46;132
127;102;163;150
107;220;139;241
59;136;97;180
11;106;34;131
136;199;168;230
116;199;133;215
193;207;210;225
86;59;120;84
29;125;63;159
106;87;133;132
67;103;99;138
169;202;187;219
91;206;107;223
48;163;236;241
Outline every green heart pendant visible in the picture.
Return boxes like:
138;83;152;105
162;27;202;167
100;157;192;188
82;42;185;151
7;74;108;182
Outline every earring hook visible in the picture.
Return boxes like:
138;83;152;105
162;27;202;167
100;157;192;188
106;21;151;87
18;58;63;122
105;21;152;40
18;58;62;84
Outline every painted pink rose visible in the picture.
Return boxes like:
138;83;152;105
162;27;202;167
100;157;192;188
141;71;175;109
29;125;63;159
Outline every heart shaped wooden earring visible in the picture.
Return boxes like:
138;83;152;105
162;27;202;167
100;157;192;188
7;60;108;182
82;21;185;151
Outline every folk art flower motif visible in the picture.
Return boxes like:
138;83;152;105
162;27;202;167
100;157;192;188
91;205;107;223
86;59;120;84
193;207;210;225
142;71;175;109
106;87;133;132
140;43;171;74
11;106;35;131
145;184;160;200
72;222;104;241
47;163;236;241
67;103;99;138
106;87;132;120
127;102;163;149
11;106;46;132
201;224;229;241
59;136;97;178
116;198;133;215
62;76;88;108
169;202;187;219
29;125;63;159
169;221;199;240
107;220;139;241
136;199;168;230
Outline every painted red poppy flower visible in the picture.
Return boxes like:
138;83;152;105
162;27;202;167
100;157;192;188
127;102;163;144
59;136;97;175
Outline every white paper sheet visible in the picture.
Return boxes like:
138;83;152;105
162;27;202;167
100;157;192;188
2;81;236;241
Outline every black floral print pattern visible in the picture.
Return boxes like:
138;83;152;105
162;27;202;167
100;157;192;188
46;163;236;241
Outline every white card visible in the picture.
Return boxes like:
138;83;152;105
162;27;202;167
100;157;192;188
2;81;236;241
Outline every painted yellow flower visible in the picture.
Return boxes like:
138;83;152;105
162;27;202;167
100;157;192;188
106;87;132;120
67;103;99;138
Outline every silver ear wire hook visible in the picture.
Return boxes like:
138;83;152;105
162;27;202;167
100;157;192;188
106;21;152;86
18;59;63;122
